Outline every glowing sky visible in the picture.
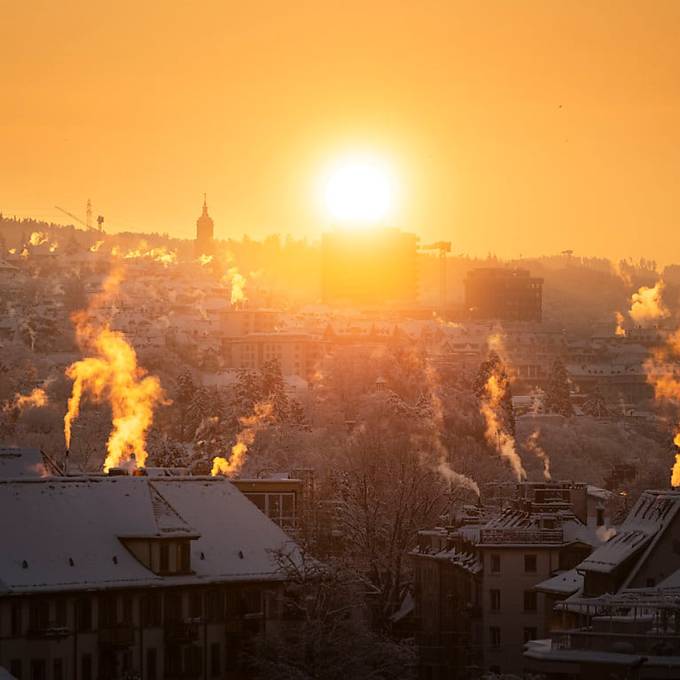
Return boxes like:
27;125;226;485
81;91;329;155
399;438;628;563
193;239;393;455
2;0;680;260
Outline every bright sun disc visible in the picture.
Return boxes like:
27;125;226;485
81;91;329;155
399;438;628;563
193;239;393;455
321;154;396;225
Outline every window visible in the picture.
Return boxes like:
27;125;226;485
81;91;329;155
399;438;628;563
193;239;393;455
489;626;501;648
523;590;537;612
142;593;162;627
210;642;222;677
490;554;500;573
53;659;63;680
146;648;157;680
490;589;501;611
160;543;170;572
29;600;49;631
55;599;67;627
524;554;537;573
77;599;92;632
164;592;183;624
11;602;22;636
524;627;537;643
122;596;133;624
81;654;92;680
206;590;224;623
189;591;203;619
30;660;46;680
9;660;22;679
179;541;191;573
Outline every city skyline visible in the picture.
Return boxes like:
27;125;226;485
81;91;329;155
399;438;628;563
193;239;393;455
3;1;680;261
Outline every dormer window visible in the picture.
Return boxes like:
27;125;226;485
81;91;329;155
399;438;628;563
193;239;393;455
119;536;196;576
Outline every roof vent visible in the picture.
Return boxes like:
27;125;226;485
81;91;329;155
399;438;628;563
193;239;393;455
68;558;74;567
200;552;205;560
238;550;244;559
22;560;28;569
112;556;118;564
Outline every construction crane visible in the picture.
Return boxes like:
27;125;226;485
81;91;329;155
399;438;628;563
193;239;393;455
420;240;452;310
55;201;104;232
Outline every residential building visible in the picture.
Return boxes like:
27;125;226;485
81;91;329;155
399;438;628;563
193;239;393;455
412;482;612;678
525;489;680;679
0;474;299;679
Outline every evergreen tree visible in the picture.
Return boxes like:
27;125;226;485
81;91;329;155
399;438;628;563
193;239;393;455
545;359;573;416
288;398;310;430
582;385;611;418
174;369;196;440
259;357;289;422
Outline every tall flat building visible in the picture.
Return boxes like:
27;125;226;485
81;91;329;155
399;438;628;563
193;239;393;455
465;268;543;322
321;227;418;307
195;194;214;256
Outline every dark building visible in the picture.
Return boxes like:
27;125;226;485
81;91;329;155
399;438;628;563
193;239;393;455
465;268;543;322
195;194;214;256
321;228;418;307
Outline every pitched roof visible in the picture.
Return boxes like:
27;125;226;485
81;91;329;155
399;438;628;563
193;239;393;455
0;476;298;595
578;490;680;575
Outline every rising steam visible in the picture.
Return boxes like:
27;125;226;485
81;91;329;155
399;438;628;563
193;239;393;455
525;430;551;481
211;402;272;477
424;364;480;496
64;270;166;471
226;267;247;306
4;387;49;412
629;281;669;326
479;372;527;481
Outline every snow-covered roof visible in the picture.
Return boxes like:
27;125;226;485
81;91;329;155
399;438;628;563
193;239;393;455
534;568;582;595
0;448;49;478
0;476;298;595
578;490;680;575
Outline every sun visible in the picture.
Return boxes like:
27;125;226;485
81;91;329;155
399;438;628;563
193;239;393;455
320;153;397;226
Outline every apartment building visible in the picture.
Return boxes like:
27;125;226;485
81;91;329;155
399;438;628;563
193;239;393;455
0;472;299;680
412;482;612;678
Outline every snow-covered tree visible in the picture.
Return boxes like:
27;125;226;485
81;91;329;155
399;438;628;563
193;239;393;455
545;358;573;417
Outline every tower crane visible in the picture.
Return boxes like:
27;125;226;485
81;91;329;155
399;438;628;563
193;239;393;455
55;201;104;232
420;241;452;310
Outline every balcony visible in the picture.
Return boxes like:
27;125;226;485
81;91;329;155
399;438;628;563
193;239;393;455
552;630;680;656
27;624;71;640
98;624;135;648
479;528;564;545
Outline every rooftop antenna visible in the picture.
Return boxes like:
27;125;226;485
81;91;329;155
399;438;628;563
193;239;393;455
86;199;92;230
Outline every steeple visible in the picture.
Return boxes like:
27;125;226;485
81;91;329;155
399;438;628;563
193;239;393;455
195;194;214;255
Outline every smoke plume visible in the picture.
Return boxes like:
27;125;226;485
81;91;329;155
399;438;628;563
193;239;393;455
629;281;669;326
5;387;49;412
226;267;247;306
525;430;551;481
211;402;272;477
64;270;166;471
479;372;526;481
424;364;480;495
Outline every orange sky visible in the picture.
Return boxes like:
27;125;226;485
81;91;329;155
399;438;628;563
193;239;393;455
2;0;680;261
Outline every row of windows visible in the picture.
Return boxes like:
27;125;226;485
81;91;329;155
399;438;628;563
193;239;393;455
489;588;537;612
489;553;537;574
488;626;537;647
8;643;229;680
6;589;263;635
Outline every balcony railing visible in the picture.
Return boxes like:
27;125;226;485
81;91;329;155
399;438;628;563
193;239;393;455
479;528;564;545
552;630;680;656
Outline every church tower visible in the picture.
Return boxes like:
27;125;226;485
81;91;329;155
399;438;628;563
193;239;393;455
195;194;214;255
